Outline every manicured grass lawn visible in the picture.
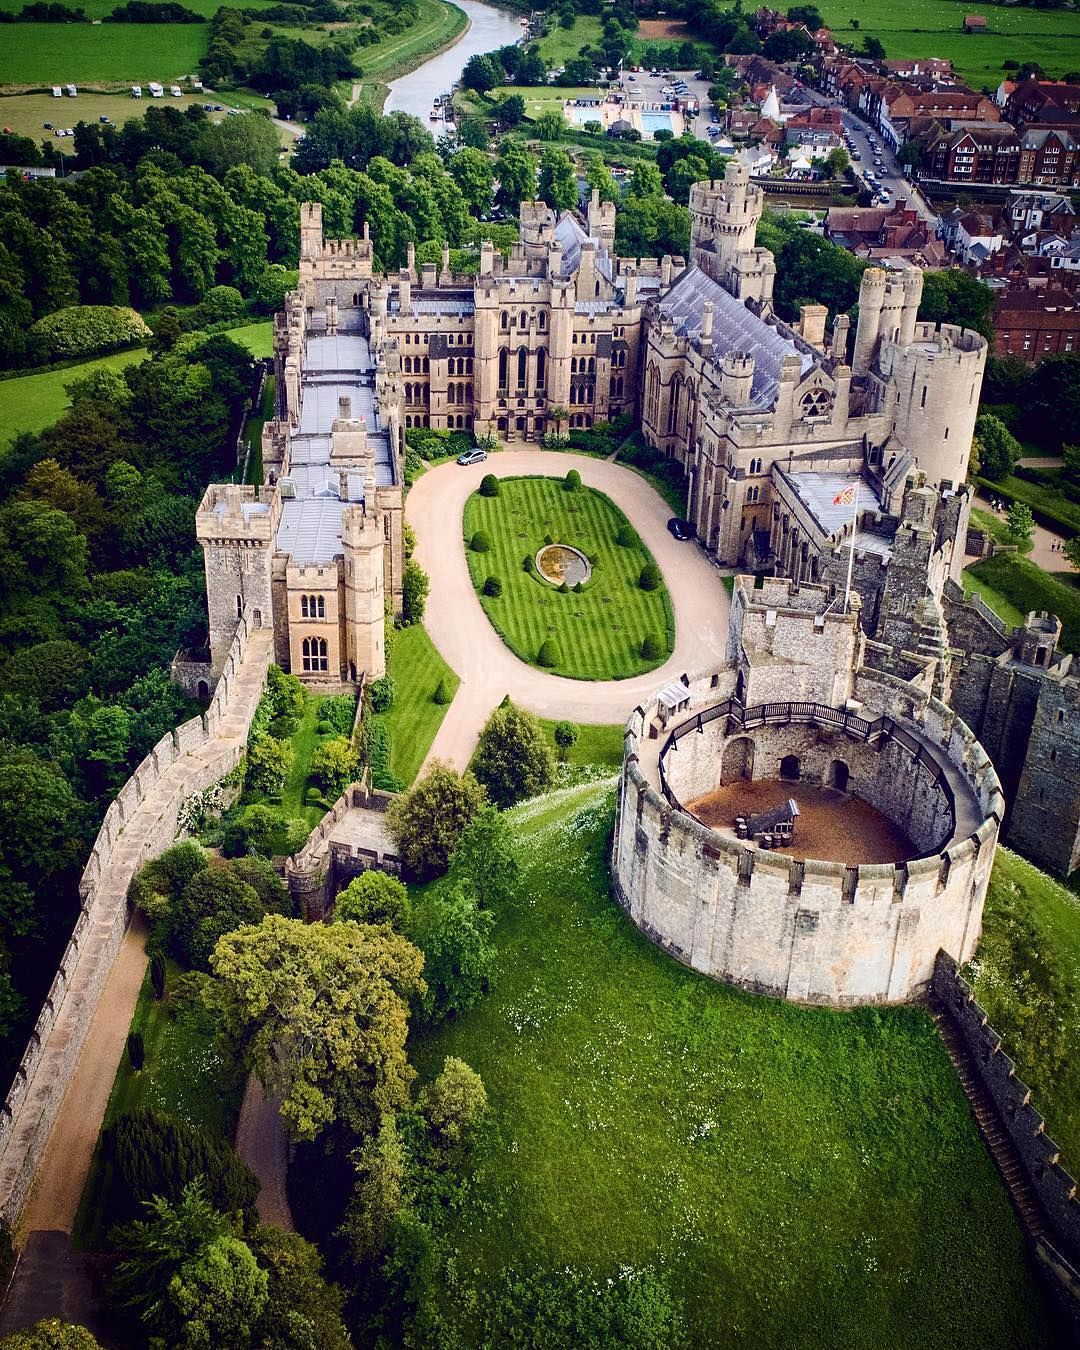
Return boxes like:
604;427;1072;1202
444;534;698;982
72;956;246;1249
965;552;1080;650
972;848;1080;1167
375;623;459;786
0;321;272;451
0;0;248;14
538;717;624;771
278;692;349;822
409;782;1054;1346
969;505;1032;555
463;476;674;681
0;23;209;84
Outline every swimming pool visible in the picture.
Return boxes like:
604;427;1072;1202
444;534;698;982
641;111;674;136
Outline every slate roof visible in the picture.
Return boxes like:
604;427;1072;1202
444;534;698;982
555;211;614;282
656;266;814;407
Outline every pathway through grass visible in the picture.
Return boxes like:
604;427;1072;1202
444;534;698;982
463;476;674;680
409;782;1054;1346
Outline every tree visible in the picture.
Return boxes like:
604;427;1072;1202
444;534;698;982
462;52;501;94
418;1056;487;1145
449;147;494;216
1024;353;1080;450
246;734;293;795
335;871;411;930
173;865;268;971
0;1323;103;1349
415;883;495;1022
495;141;537;212
1063;536;1080;570
534;110;565;142
493;94;526;130
449;804;520;908
584;153;619;205
249;1228;350;1350
553;720;579;760
402;559;430;625
310;735;360;798
975;413;1021;481
862;35;886;61
341;1113;406;1263
919;269;994;341
472;702;555;809
385;761;487;880
1006;502;1035;549
127;1031;144;1071
825;146;850;177
209;915;425;1139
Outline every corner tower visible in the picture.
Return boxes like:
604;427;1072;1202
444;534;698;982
688;162;774;303
195;484;281;675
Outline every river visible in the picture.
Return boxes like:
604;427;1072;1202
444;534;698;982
383;0;524;133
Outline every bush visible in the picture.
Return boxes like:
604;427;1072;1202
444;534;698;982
472;702;555;809
483;575;503;597
246;734;293;796
196;284;246;327
537;638;562;668
368;675;395;714
639;562;661;591
385;763;487;880
402;559;430;625
471;530;491;553
558;581;569;594
433;677;452;705
523;554;535;572
334;871;410;930
641;633;663;660
310;735;360;798
615;522;636;548
573;581;583;594
563;469;582;492
127;1031;145;1071
553;720;579;758
29;304;151;362
479;473;500;497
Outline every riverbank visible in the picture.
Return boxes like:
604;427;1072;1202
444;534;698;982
348;0;470;114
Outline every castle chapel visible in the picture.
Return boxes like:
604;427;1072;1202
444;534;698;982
195;160;988;700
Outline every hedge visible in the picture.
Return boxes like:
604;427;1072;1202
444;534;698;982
975;473;1080;538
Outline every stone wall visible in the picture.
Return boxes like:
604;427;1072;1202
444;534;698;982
932;952;1080;1268
613;671;1003;1006
285;780;400;920
0;612;270;1226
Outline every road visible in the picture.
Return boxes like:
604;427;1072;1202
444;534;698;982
407;450;732;773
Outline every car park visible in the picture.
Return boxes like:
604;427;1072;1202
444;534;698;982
457;448;488;466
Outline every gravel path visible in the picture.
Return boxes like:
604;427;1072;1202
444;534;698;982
235;1076;294;1231
407;451;732;772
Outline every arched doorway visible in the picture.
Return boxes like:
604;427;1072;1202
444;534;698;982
779;754;800;781
721;737;755;784
197;680;209;700
735;670;747;705
830;760;850;792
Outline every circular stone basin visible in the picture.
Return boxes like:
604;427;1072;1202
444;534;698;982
536;544;591;587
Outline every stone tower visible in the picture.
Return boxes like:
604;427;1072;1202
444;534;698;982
342;485;386;682
195;484;281;675
688;162;774;302
300;201;323;264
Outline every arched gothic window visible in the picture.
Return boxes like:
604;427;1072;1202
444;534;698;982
536;347;547;390
498;348;508;390
517;346;528;389
800;389;832;419
302;637;328;672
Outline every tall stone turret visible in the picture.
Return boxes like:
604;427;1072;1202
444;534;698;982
299;201;323;264
587;188;616;252
688;162;769;298
852;267;887;375
342;501;385;681
196;484;281;675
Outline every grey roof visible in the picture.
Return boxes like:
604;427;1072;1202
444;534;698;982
554;211;614;283
657;266;814;407
276;498;346;566
783;470;886;547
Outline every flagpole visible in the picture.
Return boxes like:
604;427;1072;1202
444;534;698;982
843;481;859;614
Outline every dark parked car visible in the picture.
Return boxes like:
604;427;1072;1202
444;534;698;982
667;518;693;541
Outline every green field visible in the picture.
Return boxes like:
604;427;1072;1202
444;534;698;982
537;15;603;66
0;320;271;451
375;622;459;787
0;24;209;85
0;89;262;151
350;0;467;108
488;83;603;120
0;0;249;15
538;716;624;770
962;563;1026;630
409;781;1054;1346
965;551;1080;651
72;955;247;1249
972;848;1080;1166
463;476;674;681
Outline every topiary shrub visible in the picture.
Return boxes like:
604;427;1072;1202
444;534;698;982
479;473;500;497
558;581;569;594
639;562;661;591
484;575;503;597
316;719;334;735
563;468;582;492
471;530;491;553
641;632;663;660
543;533;554;546
573;581;583;593
368;674;396;714
616;522;636;548
433;677;452;705
30;304;151;361
523;554;535;573
537;638;562;668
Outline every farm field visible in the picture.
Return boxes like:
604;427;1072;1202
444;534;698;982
0;321;271;451
0;24;210;86
462;476;674;681
408;781;1057;1346
0;88;249;148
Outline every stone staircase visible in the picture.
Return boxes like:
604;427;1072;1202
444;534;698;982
931;1001;1051;1244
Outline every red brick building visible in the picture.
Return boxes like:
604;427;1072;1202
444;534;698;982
994;285;1080;361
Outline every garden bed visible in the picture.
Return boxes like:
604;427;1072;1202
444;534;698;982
462;475;674;680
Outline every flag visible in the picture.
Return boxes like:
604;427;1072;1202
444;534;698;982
832;483;857;507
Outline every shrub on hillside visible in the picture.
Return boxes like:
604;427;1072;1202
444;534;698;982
29;305;151;362
479;473;500;497
471;530;491;553
639;562;661;592
483;575;503;597
641;633;663;660
333;871;410;930
537;638;562;668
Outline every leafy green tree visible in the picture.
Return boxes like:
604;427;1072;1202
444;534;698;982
1006;502;1035;549
174;866;266;971
402;559;430;625
975;413;1021;482
340;1113;407;1263
385;762;487;880
553;720;579;759
495;141;537;212
249;1228;351;1350
472;702;555;809
919;269;995;341
1024;353;1080;450
584;153;619;205
209;915;425;1139
0;1322;103;1349
862;34;886;60
311;735;360;798
534;110;565;142
246;735;293;796
449;147;495;217
825;147;850;177
335;871;411;930
449;804;520;908
418;1055;487;1146
415;883;495;1022
462;52;501;93
493;94;526;130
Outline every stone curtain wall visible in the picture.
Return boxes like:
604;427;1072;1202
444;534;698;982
932;952;1080;1271
0;612;270;1226
285;780;400;920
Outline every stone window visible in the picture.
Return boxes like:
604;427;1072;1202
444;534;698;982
301;595;325;619
517;346;528;388
536;347;547;389
749;457;762;474
302;637;329;672
538;312;546;331
800;389;832;420
235;594;243;619
501;312;509;330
